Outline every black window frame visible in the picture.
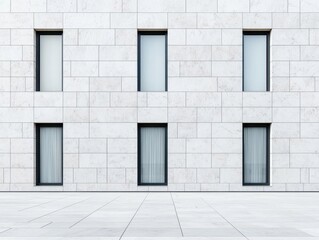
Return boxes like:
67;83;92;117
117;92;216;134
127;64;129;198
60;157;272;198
242;123;270;186
138;123;168;186
36;123;63;186
36;31;63;91
242;31;270;92
137;31;168;92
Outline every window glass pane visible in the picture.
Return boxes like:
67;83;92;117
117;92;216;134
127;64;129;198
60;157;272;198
244;35;267;91
40;126;62;184
140;34;166;91
244;127;267;184
40;35;62;91
140;127;166;184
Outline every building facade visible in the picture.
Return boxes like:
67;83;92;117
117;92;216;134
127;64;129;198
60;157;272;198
0;0;319;191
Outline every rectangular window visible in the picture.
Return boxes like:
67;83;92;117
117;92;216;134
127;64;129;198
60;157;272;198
36;124;63;185
243;124;270;185
36;31;63;91
138;124;167;185
138;31;167;91
243;31;269;91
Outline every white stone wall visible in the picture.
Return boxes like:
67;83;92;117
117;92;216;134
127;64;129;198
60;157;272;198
0;0;319;191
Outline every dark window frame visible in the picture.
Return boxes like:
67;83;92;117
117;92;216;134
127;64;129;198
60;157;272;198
36;31;63;91
137;31;168;92
36;123;63;186
242;123;270;186
242;31;270;92
138;123;168;186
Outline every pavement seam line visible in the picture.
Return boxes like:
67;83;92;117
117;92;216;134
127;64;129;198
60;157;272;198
119;193;149;240
170;192;184;237
0;228;12;235
19;196;70;212
28;197;91;223
69;195;121;228
201;197;249;240
41;221;53;228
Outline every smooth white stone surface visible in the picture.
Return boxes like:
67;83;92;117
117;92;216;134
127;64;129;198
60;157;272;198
0;192;318;239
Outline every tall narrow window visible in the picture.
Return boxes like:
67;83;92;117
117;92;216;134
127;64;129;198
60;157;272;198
138;31;167;91
138;124;167;185
36;31;63;91
243;124;270;185
243;32;269;91
36;124;63;185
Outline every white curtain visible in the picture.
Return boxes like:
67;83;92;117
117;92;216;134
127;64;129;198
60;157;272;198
40;127;62;183
244;127;267;184
40;35;62;91
244;35;267;91
140;35;166;91
140;127;166;184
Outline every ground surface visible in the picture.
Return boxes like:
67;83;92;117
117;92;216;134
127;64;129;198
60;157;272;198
0;192;318;239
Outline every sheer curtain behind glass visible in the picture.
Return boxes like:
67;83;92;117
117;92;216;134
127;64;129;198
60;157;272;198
244;35;267;91
140;34;166;91
40;35;62;91
40;127;62;184
244;127;267;184
140;127;166;184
